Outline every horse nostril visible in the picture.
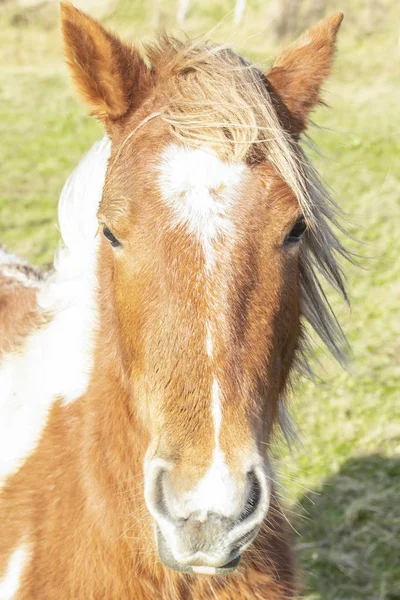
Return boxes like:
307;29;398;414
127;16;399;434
236;470;262;524
145;464;175;524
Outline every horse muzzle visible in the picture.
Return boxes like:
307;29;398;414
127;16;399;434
145;458;270;575
156;522;242;575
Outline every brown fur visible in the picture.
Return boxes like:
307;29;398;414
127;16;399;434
61;2;152;122
267;12;344;137
0;7;346;598
0;256;43;356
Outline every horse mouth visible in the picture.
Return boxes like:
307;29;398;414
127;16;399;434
156;527;241;575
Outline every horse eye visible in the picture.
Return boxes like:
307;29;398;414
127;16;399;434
285;216;307;244
103;226;121;248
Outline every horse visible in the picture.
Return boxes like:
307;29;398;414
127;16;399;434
0;4;348;598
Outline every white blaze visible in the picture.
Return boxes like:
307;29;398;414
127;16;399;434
211;379;222;442
159;144;246;515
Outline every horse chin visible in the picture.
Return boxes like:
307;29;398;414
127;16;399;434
156;526;241;576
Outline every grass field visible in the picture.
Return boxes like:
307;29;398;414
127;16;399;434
0;1;399;598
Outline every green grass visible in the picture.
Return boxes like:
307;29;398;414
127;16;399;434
0;1;399;598
0;70;100;263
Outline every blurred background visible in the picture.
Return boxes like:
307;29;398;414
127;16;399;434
0;0;399;598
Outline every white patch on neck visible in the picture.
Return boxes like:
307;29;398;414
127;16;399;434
159;144;246;517
0;542;30;599
0;137;110;486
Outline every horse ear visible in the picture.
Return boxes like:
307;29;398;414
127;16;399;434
60;2;151;123
265;13;343;136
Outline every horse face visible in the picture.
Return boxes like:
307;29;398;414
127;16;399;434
96;121;303;572
61;2;343;574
